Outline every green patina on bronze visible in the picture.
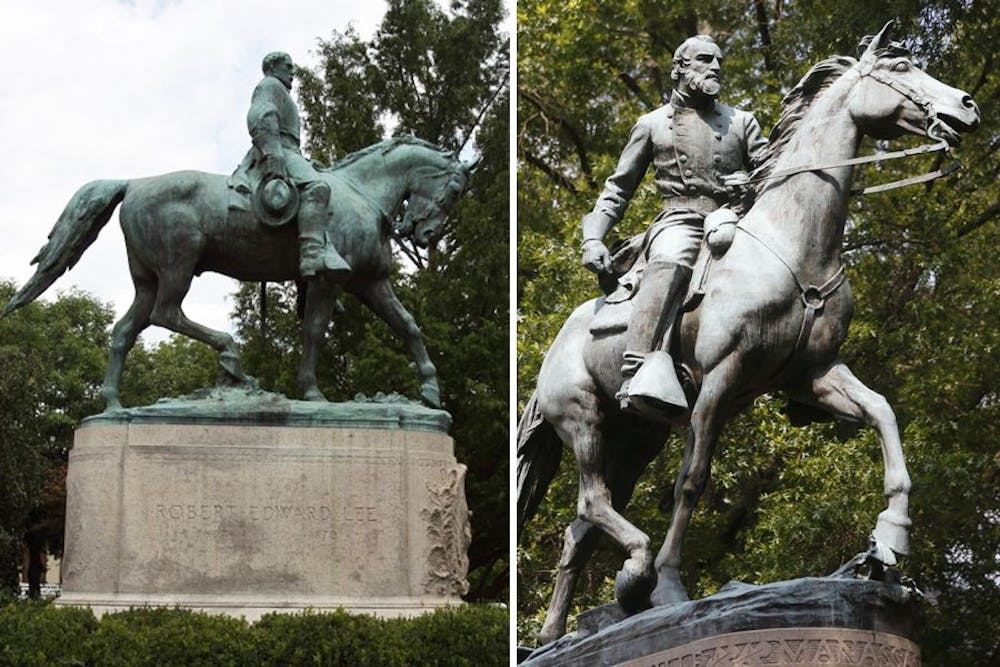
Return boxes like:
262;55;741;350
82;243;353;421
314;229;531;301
1;52;479;414
83;385;452;433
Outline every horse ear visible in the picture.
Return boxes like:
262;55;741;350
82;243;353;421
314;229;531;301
860;20;894;62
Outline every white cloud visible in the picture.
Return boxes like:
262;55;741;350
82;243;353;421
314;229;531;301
0;0;386;344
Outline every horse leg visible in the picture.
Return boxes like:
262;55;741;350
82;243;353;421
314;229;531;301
539;517;600;645
100;272;156;411
149;271;248;384
795;360;911;557
652;357;736;605
550;408;656;614
357;278;440;408
297;281;341;401
539;426;663;643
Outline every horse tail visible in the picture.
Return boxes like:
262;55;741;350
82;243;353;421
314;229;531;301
517;390;563;539
2;179;128;317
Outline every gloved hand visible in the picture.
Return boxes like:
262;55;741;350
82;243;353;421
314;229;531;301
582;239;611;274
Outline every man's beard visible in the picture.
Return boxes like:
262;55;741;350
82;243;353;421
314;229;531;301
684;70;721;98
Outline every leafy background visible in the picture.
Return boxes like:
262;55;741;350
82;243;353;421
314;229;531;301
516;1;998;663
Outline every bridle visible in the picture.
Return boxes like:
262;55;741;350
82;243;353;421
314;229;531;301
736;55;962;376
748;58;962;197
394;162;469;243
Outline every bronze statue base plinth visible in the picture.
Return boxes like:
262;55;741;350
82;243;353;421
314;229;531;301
57;397;469;620
521;577;920;666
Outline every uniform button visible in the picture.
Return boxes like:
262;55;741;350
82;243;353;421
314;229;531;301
688;184;698;192
684;169;693;177
667;124;673;130
714;133;722;141
679;154;688;163
713;155;722;163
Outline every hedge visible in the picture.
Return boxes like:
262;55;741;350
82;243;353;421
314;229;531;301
0;600;509;666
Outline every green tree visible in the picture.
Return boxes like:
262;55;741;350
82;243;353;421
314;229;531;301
231;0;510;602
0;282;111;593
0;279;221;595
517;2;999;662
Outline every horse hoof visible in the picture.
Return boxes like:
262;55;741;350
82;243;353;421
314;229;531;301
651;567;690;606
303;387;328;402
874;509;911;556
219;351;246;382
614;558;655;613
420;381;441;409
537;626;563;647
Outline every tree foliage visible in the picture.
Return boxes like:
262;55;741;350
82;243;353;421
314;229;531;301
517;2;999;662
232;0;510;602
0;282;112;592
0;279;228;594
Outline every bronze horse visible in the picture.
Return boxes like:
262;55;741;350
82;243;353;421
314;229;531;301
3;136;475;409
517;24;980;644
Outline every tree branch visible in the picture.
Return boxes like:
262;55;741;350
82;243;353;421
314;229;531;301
522;148;577;193
610;65;654;110
393;234;427;270
753;0;774;71
518;86;596;188
955;200;1000;239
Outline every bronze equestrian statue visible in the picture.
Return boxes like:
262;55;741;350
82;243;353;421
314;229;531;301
518;24;980;645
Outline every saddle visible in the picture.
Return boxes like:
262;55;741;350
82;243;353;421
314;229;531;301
589;231;713;337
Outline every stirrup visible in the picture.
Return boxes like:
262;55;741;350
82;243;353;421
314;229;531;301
621;351;688;421
300;246;351;280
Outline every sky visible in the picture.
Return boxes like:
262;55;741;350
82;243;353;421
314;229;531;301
0;0;389;344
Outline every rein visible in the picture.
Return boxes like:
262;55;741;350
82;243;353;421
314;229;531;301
750;138;959;196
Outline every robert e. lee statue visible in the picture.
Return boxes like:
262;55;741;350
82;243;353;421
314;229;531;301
234;51;351;282
581;35;768;419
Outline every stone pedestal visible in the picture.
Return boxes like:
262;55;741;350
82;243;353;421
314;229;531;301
522;578;921;666
57;390;470;620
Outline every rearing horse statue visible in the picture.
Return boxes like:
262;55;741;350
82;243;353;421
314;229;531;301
2;136;476;410
518;24;980;644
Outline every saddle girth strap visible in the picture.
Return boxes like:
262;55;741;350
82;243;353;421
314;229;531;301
736;225;847;364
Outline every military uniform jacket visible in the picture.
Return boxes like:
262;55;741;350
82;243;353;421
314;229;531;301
590;91;768;229
232;75;318;193
248;75;303;156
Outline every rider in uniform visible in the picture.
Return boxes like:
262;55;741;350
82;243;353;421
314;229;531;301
241;51;350;281
581;35;768;418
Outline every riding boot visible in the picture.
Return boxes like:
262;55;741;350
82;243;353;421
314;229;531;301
298;183;351;281
616;260;692;420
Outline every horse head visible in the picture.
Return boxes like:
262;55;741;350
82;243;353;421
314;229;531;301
399;154;478;248
851;21;979;145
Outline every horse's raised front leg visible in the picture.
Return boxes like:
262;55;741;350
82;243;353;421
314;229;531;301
357;278;440;408
652;356;736;606
298;281;342;401
795;360;911;558
100;274;155;411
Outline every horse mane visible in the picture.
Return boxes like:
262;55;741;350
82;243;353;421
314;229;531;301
751;55;857;187
326;135;455;171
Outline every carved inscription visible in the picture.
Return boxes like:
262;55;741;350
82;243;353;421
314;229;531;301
154;502;378;524
619;629;920;667
153;498;379;551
